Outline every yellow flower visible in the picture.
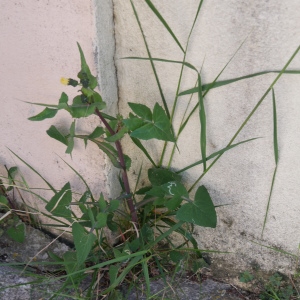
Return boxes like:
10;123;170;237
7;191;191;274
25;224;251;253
60;77;69;85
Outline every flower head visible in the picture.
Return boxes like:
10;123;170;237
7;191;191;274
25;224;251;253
60;77;78;87
60;77;69;85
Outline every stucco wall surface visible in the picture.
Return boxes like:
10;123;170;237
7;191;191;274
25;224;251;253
0;1;117;224
113;0;300;273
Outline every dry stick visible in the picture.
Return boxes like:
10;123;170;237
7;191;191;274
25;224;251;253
95;108;138;225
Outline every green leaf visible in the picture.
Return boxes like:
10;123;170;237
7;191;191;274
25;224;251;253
107;213;118;232
239;271;254;283
6;223;26;243
108;199;120;212
162;181;188;210
69;97;106;118
46;125;68;146
105;126;128;142
128;103;152;120
28;107;57;121
72;222;97;266
129;103;174;142
123;116;145;131
95;212;107;229
7;166;18;191
77;43;98;89
96;141;131;170
98;193;107;211
66;120;76;154
45;182;72;220
88;126;105;139
109;265;119;285
58;92;69;110
148;168;181;186
140;224;154;243
176;186;216;228
170;251;185;263
0;195;8;206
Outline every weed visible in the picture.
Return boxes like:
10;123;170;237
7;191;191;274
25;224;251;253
2;0;300;299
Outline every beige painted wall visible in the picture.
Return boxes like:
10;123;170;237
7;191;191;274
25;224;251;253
1;0;300;276
113;0;300;274
0;1;117;221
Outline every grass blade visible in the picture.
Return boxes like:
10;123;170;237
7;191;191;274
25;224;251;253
131;137;157;167
261;88;279;237
8;148;56;193
178;37;248;137
58;156;95;202
198;73;206;171
189;45;300;192
123;56;198;72
145;0;184;52
177;137;260;173
179;70;300;96
130;0;170;119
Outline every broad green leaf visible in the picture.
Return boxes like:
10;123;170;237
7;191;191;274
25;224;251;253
72;222;97;266
105;126;128;142
70;96;106;118
170;251;185;263
148;168;181;186
98;193;107;211
46;125;68;146
28;107;57;121
95;212;107;228
0;195;8;206
140;224;154;243
128;102;152;120
79;190;91;204
88;126;105;139
58;92;69;110
77;43;98;89
162;181;188;210
176;185;216;228
66;121;75;154
45;182;72;220
107;213;118;232
129;103;174;142
63;251;85;284
123;116;145;131
7;166;18;191
108;199;120;212
6;223;26;243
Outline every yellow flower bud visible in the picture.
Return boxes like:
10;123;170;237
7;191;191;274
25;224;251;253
60;77;69;85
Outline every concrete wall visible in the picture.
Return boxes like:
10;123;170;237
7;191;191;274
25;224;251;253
113;0;300;275
0;1;117;220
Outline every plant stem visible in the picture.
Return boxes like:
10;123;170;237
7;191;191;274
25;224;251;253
95;108;138;225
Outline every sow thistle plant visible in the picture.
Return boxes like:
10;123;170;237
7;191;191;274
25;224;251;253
21;42;217;297
3;0;299;298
